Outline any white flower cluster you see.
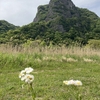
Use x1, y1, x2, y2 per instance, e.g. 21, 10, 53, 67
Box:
19, 67, 34, 84
63, 80, 82, 86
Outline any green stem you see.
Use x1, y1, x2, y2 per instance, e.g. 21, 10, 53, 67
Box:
30, 83, 36, 100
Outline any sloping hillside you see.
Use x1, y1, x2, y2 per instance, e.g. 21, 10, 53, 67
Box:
0, 20, 19, 34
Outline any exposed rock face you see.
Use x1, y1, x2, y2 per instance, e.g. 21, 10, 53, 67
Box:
33, 0, 80, 32
47, 0, 76, 20
34, 0, 79, 22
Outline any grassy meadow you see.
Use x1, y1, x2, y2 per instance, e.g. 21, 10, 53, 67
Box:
0, 45, 100, 100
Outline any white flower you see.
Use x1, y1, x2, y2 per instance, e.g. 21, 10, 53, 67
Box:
68, 80, 75, 85
19, 67, 34, 84
63, 80, 82, 86
24, 74, 34, 84
19, 70, 26, 78
63, 80, 75, 85
63, 80, 69, 85
74, 80, 82, 86
21, 75, 27, 81
25, 67, 33, 73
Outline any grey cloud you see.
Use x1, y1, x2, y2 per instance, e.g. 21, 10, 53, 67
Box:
0, 0, 49, 26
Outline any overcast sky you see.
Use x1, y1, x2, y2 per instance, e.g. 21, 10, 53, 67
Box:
0, 0, 100, 26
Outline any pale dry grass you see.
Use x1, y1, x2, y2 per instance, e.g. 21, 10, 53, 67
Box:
66, 57, 78, 62
83, 58, 94, 62
61, 56, 78, 62
0, 44, 100, 57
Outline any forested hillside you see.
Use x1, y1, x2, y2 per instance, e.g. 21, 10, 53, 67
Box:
0, 0, 100, 46
0, 20, 19, 34
0, 20, 19, 43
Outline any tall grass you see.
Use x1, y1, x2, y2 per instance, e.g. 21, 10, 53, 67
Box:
0, 44, 100, 56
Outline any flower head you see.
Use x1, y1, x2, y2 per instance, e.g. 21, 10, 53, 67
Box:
23, 74, 34, 84
63, 80, 75, 85
19, 70, 26, 78
63, 80, 82, 86
74, 80, 82, 86
19, 67, 34, 84
25, 67, 34, 73
68, 80, 75, 85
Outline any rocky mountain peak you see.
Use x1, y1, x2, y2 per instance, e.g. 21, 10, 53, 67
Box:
49, 0, 75, 9
33, 0, 98, 33
33, 0, 77, 23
